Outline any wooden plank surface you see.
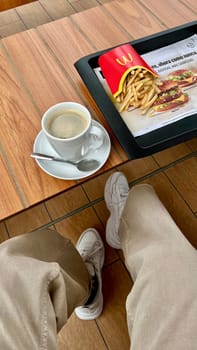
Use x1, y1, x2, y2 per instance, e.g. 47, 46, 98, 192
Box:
103, 0, 165, 38
68, 0, 99, 12
0, 0, 35, 11
58, 311, 107, 350
16, 1, 52, 27
140, 0, 197, 27
2, 30, 82, 113
181, 0, 197, 13
39, 0, 75, 19
0, 43, 77, 210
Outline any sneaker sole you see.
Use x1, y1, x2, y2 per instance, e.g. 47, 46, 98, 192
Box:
75, 229, 104, 320
75, 293, 103, 320
104, 172, 129, 249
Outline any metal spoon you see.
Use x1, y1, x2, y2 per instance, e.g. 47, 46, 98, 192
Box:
31, 152, 100, 172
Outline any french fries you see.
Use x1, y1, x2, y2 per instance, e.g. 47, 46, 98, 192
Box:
115, 68, 160, 115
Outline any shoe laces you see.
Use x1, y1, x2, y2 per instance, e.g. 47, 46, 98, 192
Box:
80, 240, 103, 265
110, 182, 128, 206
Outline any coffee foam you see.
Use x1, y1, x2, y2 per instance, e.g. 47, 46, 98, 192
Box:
47, 109, 88, 138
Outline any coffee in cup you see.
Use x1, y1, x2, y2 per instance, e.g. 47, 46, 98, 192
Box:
42, 102, 104, 161
46, 109, 88, 139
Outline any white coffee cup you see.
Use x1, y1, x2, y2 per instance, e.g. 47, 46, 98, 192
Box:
42, 102, 104, 160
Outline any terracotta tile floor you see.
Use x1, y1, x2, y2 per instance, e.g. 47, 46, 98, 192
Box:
0, 1, 197, 349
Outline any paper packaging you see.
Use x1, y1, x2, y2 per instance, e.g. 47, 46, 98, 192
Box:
98, 44, 159, 97
95, 35, 197, 137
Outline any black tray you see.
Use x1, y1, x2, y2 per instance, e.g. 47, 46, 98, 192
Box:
75, 21, 197, 159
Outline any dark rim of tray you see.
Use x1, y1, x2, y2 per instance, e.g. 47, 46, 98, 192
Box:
75, 21, 197, 159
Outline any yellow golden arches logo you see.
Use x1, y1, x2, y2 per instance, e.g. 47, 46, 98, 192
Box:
115, 53, 133, 66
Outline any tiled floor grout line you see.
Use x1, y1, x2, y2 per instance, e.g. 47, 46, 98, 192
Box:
163, 169, 196, 214
36, 149, 197, 231
38, 195, 105, 230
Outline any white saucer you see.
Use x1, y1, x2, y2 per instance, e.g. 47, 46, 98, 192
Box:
33, 120, 111, 180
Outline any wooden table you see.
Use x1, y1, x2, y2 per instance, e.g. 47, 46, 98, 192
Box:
0, 0, 196, 221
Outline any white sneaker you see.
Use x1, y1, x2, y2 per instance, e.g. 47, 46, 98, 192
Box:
104, 172, 129, 249
75, 228, 104, 320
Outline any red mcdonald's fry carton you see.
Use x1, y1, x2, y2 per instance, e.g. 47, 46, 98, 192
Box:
98, 44, 159, 97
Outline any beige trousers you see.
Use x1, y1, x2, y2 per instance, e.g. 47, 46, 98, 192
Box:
120, 184, 197, 349
0, 229, 90, 350
0, 185, 196, 349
